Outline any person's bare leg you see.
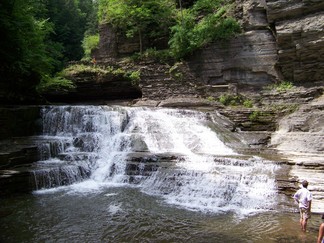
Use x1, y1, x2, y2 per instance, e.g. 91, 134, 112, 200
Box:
302, 218, 308, 232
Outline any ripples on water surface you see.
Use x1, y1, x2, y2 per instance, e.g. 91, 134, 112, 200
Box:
0, 106, 321, 242
0, 186, 320, 243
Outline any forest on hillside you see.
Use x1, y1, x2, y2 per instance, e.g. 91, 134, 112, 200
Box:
0, 0, 239, 104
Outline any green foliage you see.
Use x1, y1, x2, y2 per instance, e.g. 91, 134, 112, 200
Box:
219, 93, 245, 106
169, 0, 240, 59
207, 96, 216, 102
61, 64, 141, 86
169, 62, 184, 80
249, 110, 263, 122
192, 0, 223, 14
0, 0, 98, 102
61, 64, 109, 76
219, 93, 254, 107
79, 0, 99, 36
97, 0, 239, 59
98, 0, 176, 53
127, 70, 141, 86
269, 104, 299, 115
82, 34, 100, 60
45, 0, 94, 64
37, 76, 76, 93
0, 0, 57, 101
266, 81, 294, 92
243, 99, 253, 108
128, 48, 173, 63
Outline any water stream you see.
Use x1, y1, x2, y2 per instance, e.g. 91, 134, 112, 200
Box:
0, 106, 320, 242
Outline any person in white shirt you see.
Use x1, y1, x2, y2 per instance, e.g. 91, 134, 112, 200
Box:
293, 180, 312, 232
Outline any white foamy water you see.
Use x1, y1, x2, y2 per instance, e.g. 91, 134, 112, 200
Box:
125, 108, 235, 155
141, 156, 279, 215
34, 106, 279, 215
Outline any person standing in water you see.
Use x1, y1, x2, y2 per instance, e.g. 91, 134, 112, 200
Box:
317, 214, 324, 243
293, 180, 313, 232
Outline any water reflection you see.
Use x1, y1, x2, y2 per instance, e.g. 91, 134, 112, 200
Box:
0, 187, 320, 242
1, 106, 321, 242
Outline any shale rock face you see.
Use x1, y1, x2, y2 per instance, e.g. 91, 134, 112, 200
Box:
94, 0, 324, 98
187, 29, 279, 90
138, 63, 205, 100
266, 0, 324, 84
94, 24, 142, 60
271, 93, 324, 154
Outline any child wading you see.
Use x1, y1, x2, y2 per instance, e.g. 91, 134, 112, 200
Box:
293, 180, 313, 232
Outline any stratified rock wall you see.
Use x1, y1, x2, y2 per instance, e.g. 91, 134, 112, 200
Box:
94, 24, 141, 61
138, 63, 204, 100
94, 0, 323, 97
266, 0, 324, 84
271, 93, 324, 154
186, 0, 279, 91
187, 30, 279, 89
191, 0, 324, 88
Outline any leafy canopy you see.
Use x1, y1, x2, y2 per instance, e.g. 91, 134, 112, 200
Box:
98, 0, 176, 53
98, 0, 240, 59
0, 0, 55, 100
169, 0, 241, 59
0, 0, 98, 102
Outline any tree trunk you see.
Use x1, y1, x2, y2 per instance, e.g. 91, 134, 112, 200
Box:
139, 29, 143, 54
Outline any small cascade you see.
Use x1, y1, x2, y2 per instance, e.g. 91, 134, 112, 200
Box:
141, 156, 279, 214
33, 106, 126, 188
33, 162, 91, 189
32, 106, 279, 215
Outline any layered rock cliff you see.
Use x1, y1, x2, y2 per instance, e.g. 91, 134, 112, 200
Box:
90, 0, 323, 98
266, 0, 324, 84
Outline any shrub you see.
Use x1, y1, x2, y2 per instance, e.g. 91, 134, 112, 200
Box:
219, 93, 244, 106
243, 99, 253, 108
61, 64, 108, 76
169, 0, 240, 59
128, 70, 141, 86
249, 110, 262, 122
168, 62, 184, 81
60, 64, 141, 86
82, 34, 99, 60
37, 76, 75, 93
129, 48, 173, 63
266, 81, 294, 92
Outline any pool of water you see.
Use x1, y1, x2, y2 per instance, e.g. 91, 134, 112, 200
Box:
0, 186, 320, 243
1, 106, 321, 242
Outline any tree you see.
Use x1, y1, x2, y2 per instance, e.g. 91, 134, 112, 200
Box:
45, 0, 87, 63
99, 0, 176, 54
0, 0, 55, 102
169, 0, 241, 59
0, 0, 98, 103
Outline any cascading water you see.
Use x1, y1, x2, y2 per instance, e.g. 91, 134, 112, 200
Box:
33, 106, 279, 215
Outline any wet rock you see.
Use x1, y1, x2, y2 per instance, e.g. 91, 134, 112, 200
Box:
0, 170, 34, 195
158, 97, 215, 108
0, 106, 41, 140
132, 99, 160, 107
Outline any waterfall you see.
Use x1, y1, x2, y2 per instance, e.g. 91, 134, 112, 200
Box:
33, 106, 279, 215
